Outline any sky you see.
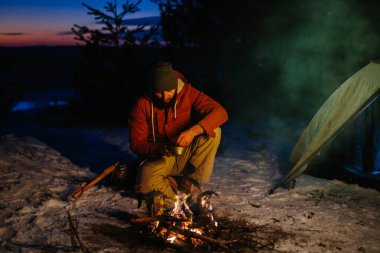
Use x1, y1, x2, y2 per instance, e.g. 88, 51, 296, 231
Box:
0, 0, 160, 46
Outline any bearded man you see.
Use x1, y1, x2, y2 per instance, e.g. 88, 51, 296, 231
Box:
128, 62, 228, 214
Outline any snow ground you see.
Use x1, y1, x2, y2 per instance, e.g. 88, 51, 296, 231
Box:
1, 122, 380, 252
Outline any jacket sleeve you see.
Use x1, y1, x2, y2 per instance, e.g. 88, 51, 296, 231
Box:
128, 99, 161, 158
190, 86, 228, 137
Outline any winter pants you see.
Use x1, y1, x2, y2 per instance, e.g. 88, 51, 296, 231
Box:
135, 127, 221, 199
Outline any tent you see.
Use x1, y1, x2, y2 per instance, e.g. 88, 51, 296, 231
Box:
271, 60, 380, 193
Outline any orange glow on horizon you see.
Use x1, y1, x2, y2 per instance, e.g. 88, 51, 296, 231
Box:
0, 33, 77, 47
0, 1, 160, 47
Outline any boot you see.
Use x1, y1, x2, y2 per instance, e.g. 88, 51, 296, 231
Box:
144, 191, 166, 217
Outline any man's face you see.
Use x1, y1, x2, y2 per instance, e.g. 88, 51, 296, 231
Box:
153, 89, 177, 108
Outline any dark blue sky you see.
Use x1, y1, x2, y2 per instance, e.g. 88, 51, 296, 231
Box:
0, 0, 160, 46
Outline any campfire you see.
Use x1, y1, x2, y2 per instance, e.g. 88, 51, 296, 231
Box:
67, 187, 287, 252
131, 190, 240, 251
67, 164, 287, 252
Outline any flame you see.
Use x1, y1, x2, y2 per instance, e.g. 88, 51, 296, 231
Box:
167, 235, 177, 243
170, 191, 192, 220
149, 190, 218, 247
153, 221, 160, 229
190, 228, 202, 234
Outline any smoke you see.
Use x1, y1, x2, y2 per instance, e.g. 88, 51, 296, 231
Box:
252, 0, 380, 119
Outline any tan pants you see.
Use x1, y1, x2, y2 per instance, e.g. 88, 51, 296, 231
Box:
135, 127, 221, 199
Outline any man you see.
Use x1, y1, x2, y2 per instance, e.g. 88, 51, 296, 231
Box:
128, 62, 228, 214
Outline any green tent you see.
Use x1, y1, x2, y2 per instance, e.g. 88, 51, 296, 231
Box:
271, 60, 380, 193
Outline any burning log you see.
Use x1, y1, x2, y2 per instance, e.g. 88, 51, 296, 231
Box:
127, 202, 281, 252
129, 190, 276, 252
170, 226, 237, 252
135, 191, 222, 250
130, 212, 236, 251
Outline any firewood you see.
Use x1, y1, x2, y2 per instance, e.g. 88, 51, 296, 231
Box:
171, 226, 237, 252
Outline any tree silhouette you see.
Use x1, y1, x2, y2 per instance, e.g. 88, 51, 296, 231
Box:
72, 0, 160, 47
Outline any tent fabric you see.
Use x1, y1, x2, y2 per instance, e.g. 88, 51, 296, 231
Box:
273, 61, 380, 191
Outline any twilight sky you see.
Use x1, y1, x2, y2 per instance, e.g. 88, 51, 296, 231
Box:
0, 0, 160, 46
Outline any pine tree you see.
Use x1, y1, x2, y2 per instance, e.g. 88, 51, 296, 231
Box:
71, 0, 160, 47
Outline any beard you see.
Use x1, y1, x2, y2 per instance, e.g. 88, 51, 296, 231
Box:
152, 92, 177, 109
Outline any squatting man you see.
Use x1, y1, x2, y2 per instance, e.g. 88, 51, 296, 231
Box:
128, 62, 228, 215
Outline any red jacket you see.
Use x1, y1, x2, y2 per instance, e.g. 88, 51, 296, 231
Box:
128, 71, 228, 158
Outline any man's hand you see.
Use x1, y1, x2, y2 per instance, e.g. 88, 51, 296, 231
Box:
175, 124, 204, 147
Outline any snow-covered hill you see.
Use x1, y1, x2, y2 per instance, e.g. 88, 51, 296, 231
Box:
1, 125, 379, 252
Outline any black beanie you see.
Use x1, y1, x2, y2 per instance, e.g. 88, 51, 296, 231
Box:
151, 62, 178, 92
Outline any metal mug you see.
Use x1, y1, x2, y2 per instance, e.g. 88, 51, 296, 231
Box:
170, 145, 185, 156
